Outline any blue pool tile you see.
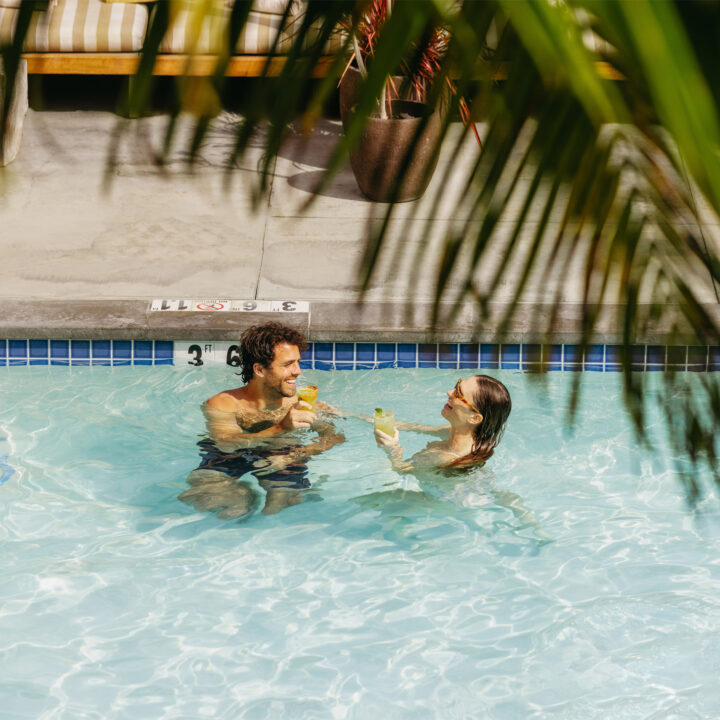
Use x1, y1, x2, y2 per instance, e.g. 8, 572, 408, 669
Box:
335, 343, 355, 364
563, 345, 582, 371
629, 345, 646, 372
710, 346, 720, 371
29, 339, 49, 365
154, 341, 174, 365
500, 344, 520, 370
50, 340, 69, 359
377, 344, 396, 364
314, 343, 333, 363
418, 344, 437, 368
71, 340, 90, 361
585, 344, 604, 366
397, 343, 417, 368
92, 340, 112, 364
29, 339, 48, 357
604, 345, 621, 365
112, 340, 132, 365
667, 346, 687, 369
133, 341, 153, 365
155, 341, 173, 358
646, 345, 665, 368
2, 339, 718, 375
9, 340, 27, 359
29, 340, 48, 357
521, 344, 542, 369
300, 344, 313, 369
356, 343, 375, 363
438, 343, 458, 369
586, 344, 604, 363
584, 342, 604, 371
546, 345, 562, 371
480, 344, 499, 370
133, 341, 152, 358
687, 346, 707, 371
459, 344, 478, 369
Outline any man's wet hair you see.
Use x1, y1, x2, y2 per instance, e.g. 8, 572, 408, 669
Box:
239, 322, 307, 383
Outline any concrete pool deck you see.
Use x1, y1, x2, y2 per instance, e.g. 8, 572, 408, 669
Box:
1, 109, 718, 342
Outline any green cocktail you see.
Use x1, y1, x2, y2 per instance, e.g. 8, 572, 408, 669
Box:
373, 408, 395, 436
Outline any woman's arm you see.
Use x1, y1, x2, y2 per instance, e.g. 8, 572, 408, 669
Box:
394, 421, 449, 437
317, 402, 449, 438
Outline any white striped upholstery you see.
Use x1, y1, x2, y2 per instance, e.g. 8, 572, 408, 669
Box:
0, 0, 148, 52
0, 0, 341, 57
159, 1, 342, 55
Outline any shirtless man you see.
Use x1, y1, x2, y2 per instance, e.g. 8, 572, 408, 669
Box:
179, 322, 344, 518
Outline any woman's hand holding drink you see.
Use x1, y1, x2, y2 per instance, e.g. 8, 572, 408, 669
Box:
374, 408, 395, 436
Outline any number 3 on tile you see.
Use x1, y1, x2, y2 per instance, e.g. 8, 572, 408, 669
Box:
270, 301, 307, 312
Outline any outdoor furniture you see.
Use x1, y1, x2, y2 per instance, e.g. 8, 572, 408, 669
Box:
0, 0, 338, 165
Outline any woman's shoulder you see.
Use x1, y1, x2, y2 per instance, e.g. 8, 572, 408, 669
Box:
411, 442, 462, 468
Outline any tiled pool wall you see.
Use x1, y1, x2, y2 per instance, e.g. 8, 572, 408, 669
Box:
1, 339, 719, 371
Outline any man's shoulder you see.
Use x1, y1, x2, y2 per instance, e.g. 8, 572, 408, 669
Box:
205, 389, 245, 413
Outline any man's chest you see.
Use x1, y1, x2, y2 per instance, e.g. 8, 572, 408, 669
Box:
235, 404, 289, 433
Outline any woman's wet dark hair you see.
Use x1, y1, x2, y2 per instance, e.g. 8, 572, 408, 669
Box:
239, 322, 307, 383
449, 375, 512, 469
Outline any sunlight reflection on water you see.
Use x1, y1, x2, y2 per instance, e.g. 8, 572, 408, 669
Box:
0, 366, 718, 719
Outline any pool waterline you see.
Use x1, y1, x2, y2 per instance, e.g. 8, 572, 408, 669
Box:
1, 338, 719, 371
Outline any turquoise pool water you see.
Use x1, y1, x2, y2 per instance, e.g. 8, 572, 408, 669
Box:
1, 367, 718, 719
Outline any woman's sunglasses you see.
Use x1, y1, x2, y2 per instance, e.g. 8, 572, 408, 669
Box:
453, 379, 480, 414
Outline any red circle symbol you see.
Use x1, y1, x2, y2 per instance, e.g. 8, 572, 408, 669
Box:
196, 302, 225, 311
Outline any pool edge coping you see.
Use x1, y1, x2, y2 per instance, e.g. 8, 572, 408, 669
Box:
1, 298, 719, 344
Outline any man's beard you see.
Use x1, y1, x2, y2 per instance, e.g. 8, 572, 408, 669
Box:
267, 375, 295, 399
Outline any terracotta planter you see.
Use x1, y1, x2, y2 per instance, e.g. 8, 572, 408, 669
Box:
339, 66, 444, 203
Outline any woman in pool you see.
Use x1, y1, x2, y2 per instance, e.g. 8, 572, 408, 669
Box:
374, 375, 512, 473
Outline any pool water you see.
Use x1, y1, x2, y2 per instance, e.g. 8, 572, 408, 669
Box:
1, 366, 718, 719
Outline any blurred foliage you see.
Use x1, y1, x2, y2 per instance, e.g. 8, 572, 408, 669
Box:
2, 0, 719, 501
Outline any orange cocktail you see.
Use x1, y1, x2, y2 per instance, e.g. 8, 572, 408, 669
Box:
296, 385, 318, 409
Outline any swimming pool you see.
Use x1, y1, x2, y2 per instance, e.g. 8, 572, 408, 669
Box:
1, 365, 718, 718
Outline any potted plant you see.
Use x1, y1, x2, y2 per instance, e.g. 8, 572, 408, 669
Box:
338, 0, 464, 202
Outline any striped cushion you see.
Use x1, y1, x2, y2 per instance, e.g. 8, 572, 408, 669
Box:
0, 0, 148, 52
159, 2, 342, 55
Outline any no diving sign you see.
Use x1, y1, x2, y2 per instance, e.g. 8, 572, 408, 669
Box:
151, 299, 310, 313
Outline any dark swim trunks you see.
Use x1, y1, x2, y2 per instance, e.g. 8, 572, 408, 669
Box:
196, 439, 311, 490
